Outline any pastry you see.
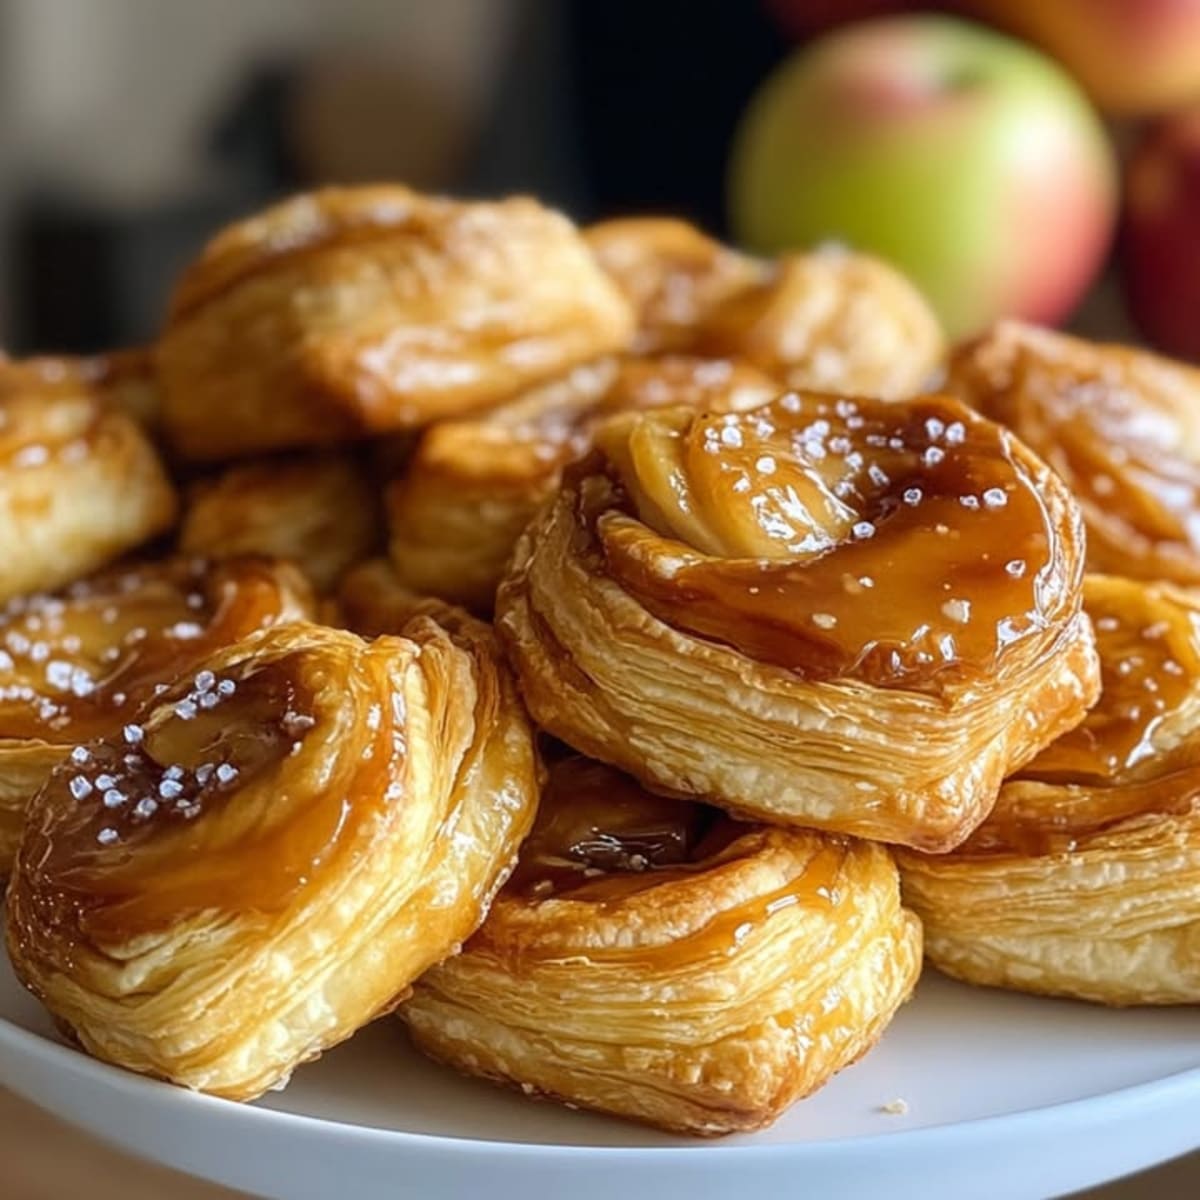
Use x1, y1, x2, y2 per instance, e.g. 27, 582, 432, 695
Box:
0, 348, 161, 430
386, 355, 777, 611
897, 575, 1200, 1005
157, 186, 635, 460
179, 454, 382, 592
403, 752, 922, 1136
0, 556, 312, 874
0, 369, 177, 601
949, 320, 1200, 586
585, 217, 766, 354
693, 246, 944, 399
6, 609, 540, 1099
587, 217, 944, 397
497, 391, 1099, 850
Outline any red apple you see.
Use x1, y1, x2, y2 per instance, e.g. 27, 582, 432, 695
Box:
729, 15, 1117, 340
1123, 110, 1200, 361
962, 0, 1200, 115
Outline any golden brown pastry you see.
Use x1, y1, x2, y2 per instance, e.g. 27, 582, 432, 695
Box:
497, 392, 1099, 850
6, 609, 540, 1099
386, 355, 777, 611
179, 454, 382, 592
0, 373, 177, 602
0, 347, 161, 430
0, 557, 312, 874
585, 217, 765, 354
404, 752, 921, 1136
586, 217, 944, 397
897, 575, 1200, 1006
949, 320, 1200, 586
158, 186, 635, 460
694, 246, 945, 399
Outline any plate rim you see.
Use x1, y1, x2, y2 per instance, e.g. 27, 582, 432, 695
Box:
3, 1006, 1200, 1162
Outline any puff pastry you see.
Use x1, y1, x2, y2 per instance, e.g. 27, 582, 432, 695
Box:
158, 186, 635, 460
0, 370, 177, 601
179, 454, 382, 592
949, 320, 1200, 586
585, 218, 766, 354
386, 355, 777, 611
897, 575, 1200, 1005
497, 391, 1099, 850
6, 610, 540, 1099
0, 556, 312, 874
0, 348, 161, 431
587, 217, 943, 398
403, 752, 921, 1135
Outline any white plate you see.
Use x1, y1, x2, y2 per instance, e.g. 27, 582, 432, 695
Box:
2, 933, 1199, 1200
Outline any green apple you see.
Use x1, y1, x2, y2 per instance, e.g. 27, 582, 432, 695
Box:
729, 15, 1117, 340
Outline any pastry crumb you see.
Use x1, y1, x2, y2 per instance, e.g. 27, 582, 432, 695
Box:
880, 1098, 909, 1115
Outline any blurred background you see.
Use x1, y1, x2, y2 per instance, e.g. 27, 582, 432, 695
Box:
3, 0, 1198, 359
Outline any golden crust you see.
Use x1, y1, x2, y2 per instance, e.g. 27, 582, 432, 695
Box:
585, 218, 766, 354
386, 355, 777, 611
496, 392, 1098, 850
0, 556, 313, 875
6, 611, 539, 1099
695, 247, 944, 399
0, 377, 177, 600
586, 219, 944, 398
157, 186, 635, 460
179, 454, 382, 593
0, 348, 162, 431
403, 755, 921, 1136
949, 320, 1200, 586
897, 575, 1200, 1005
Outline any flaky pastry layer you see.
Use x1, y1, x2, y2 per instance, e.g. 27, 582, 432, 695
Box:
6, 612, 538, 1098
496, 394, 1098, 849
403, 756, 921, 1135
158, 186, 634, 459
897, 576, 1200, 1005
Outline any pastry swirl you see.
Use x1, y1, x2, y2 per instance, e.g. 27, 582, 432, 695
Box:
403, 753, 921, 1136
587, 217, 943, 398
0, 556, 313, 874
0, 369, 177, 601
497, 391, 1099, 849
158, 186, 635, 460
180, 453, 382, 593
386, 355, 777, 610
897, 575, 1200, 1005
949, 320, 1200, 586
6, 609, 539, 1099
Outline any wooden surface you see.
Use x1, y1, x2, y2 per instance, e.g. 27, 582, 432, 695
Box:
0, 1084, 1196, 1199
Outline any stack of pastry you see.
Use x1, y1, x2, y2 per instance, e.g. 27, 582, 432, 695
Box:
1, 184, 1195, 1139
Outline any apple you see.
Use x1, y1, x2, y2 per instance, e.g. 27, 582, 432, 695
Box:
1123, 110, 1200, 361
728, 15, 1118, 340
961, 0, 1200, 115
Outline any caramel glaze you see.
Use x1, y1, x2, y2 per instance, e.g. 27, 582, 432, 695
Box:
587, 392, 1080, 692
960, 576, 1200, 857
0, 557, 311, 743
414, 355, 778, 494
499, 755, 849, 965
14, 635, 396, 942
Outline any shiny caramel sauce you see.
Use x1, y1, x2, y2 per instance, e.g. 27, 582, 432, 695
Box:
1014, 365, 1200, 550
958, 577, 1200, 858
0, 558, 300, 742
1017, 578, 1200, 785
592, 392, 1070, 690
503, 755, 848, 963
414, 356, 777, 493
954, 329, 1200, 559
19, 649, 374, 936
